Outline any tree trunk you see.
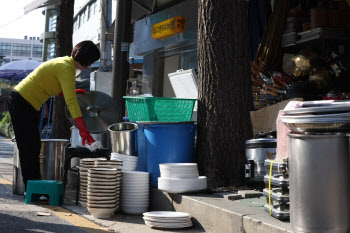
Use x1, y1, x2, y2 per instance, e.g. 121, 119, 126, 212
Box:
196, 0, 253, 188
52, 0, 74, 139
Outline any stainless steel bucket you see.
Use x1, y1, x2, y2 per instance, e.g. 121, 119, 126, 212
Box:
13, 139, 69, 194
289, 133, 350, 233
70, 126, 110, 167
245, 138, 276, 182
40, 139, 69, 181
108, 122, 138, 155
12, 142, 25, 195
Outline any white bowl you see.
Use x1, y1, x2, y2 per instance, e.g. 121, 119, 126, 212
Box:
87, 191, 117, 197
88, 173, 117, 179
88, 198, 118, 204
88, 195, 120, 201
87, 207, 115, 219
87, 202, 117, 208
121, 205, 149, 214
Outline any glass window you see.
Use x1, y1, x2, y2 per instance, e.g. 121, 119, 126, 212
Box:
2, 59, 10, 65
94, 1, 98, 14
49, 10, 57, 32
88, 4, 92, 20
12, 43, 31, 57
82, 12, 85, 24
32, 45, 43, 57
47, 39, 56, 60
0, 43, 11, 56
180, 50, 198, 71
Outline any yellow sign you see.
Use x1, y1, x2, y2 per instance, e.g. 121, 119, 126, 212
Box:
152, 16, 186, 39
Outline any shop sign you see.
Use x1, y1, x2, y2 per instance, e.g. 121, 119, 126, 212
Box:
151, 16, 186, 39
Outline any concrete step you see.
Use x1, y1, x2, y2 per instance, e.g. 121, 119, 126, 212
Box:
150, 189, 293, 233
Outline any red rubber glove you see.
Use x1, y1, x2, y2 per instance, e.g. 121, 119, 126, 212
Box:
73, 117, 95, 146
59, 89, 87, 97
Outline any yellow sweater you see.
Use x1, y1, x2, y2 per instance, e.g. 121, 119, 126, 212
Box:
15, 56, 82, 119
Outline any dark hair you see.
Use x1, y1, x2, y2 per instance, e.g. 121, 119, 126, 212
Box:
71, 40, 100, 67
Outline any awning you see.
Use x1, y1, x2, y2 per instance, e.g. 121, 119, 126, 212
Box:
24, 0, 57, 14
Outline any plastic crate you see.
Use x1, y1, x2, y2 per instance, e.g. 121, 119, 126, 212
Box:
124, 96, 196, 122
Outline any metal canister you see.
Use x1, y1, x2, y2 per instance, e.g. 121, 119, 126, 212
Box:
289, 133, 350, 233
245, 138, 277, 182
40, 139, 69, 181
108, 122, 138, 156
12, 142, 25, 195
13, 139, 69, 195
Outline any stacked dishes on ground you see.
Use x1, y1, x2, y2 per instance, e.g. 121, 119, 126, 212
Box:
111, 152, 137, 171
143, 211, 192, 229
92, 160, 123, 211
158, 163, 207, 193
121, 171, 149, 214
79, 158, 106, 206
281, 102, 350, 133
87, 167, 120, 219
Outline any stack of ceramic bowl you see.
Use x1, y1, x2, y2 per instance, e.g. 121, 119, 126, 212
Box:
93, 160, 123, 210
143, 211, 192, 229
111, 152, 137, 171
79, 158, 106, 206
158, 163, 207, 193
121, 171, 149, 214
87, 167, 119, 219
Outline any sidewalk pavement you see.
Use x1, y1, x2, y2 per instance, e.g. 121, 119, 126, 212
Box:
0, 137, 205, 233
0, 137, 293, 233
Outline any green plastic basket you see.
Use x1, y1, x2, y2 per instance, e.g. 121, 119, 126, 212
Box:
124, 96, 196, 122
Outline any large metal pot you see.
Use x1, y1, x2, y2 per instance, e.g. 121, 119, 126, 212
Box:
70, 126, 110, 148
70, 126, 110, 167
108, 122, 138, 155
40, 139, 69, 181
12, 139, 69, 195
245, 138, 276, 182
289, 133, 350, 233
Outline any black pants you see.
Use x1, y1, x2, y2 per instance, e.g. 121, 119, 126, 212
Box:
8, 90, 41, 190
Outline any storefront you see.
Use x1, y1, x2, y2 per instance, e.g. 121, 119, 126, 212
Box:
133, 0, 198, 96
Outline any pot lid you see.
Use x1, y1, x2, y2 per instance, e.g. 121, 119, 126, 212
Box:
77, 91, 119, 133
245, 138, 277, 145
282, 101, 350, 115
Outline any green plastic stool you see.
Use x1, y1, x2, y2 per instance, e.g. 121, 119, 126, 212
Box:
25, 180, 64, 206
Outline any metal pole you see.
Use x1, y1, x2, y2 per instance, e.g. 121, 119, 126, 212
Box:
100, 0, 108, 67
111, 0, 132, 121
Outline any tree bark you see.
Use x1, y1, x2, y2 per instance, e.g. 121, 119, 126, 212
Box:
52, 0, 75, 139
196, 0, 253, 188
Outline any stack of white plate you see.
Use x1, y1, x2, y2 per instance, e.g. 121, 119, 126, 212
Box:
121, 171, 149, 214
158, 163, 207, 193
79, 158, 106, 206
111, 152, 137, 171
87, 167, 119, 219
143, 211, 192, 229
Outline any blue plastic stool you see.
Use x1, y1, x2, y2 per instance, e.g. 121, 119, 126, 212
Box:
25, 180, 64, 206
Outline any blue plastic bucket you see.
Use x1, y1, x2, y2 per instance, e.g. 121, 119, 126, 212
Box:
139, 122, 196, 188
136, 124, 147, 172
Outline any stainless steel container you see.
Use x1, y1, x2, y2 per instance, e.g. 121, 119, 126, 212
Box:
12, 142, 25, 195
70, 126, 110, 167
13, 139, 69, 194
245, 138, 277, 182
108, 122, 138, 155
289, 133, 350, 233
40, 139, 69, 181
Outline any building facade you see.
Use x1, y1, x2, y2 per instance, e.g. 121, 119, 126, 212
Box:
73, 0, 113, 66
0, 37, 43, 65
